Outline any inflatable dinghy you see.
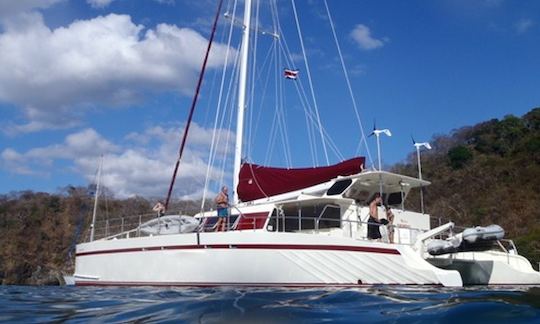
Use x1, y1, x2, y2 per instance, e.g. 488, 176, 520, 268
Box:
139, 215, 200, 235
426, 236, 461, 256
427, 224, 504, 256
461, 224, 504, 243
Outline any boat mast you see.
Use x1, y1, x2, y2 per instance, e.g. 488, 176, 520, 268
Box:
233, 0, 252, 204
90, 155, 103, 242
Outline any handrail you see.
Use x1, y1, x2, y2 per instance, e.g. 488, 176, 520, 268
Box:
87, 210, 414, 243
315, 204, 340, 233
85, 209, 516, 256
229, 204, 249, 230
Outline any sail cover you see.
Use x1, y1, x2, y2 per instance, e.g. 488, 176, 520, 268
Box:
238, 157, 365, 202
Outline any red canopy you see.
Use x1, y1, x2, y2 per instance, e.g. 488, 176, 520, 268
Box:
237, 157, 365, 202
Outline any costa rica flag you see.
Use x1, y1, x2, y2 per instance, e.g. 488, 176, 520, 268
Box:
284, 68, 299, 80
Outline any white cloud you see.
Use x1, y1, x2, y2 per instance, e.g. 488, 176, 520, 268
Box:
0, 148, 35, 175
87, 0, 114, 9
86, 0, 174, 9
350, 24, 386, 50
1, 124, 234, 198
0, 13, 234, 133
515, 18, 534, 34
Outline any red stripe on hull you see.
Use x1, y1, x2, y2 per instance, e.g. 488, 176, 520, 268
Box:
76, 243, 400, 257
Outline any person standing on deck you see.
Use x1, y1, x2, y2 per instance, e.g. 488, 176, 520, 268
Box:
385, 206, 395, 243
367, 193, 393, 240
214, 186, 229, 231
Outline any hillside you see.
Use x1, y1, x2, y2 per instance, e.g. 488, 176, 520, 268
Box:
393, 107, 540, 266
0, 108, 539, 284
0, 189, 206, 285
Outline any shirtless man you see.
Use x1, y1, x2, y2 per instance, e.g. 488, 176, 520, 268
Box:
367, 193, 393, 240
214, 186, 229, 232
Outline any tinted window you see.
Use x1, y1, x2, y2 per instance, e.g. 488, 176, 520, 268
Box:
327, 179, 353, 195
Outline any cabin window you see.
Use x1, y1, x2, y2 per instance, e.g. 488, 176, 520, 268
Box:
266, 204, 341, 232
344, 188, 371, 204
327, 179, 353, 195
317, 205, 341, 229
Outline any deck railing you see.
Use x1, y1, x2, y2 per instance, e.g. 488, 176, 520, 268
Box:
85, 210, 440, 247
83, 208, 518, 258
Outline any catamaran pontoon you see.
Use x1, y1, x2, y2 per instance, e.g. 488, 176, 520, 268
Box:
73, 0, 540, 287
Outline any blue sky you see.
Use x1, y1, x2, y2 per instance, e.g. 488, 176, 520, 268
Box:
0, 0, 539, 199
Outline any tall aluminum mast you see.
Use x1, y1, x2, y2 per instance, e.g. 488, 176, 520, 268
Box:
233, 0, 252, 204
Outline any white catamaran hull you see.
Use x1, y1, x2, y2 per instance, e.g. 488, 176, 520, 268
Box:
75, 231, 463, 287
71, 0, 540, 289
428, 251, 540, 285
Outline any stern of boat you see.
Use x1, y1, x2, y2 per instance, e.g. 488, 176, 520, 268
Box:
427, 251, 540, 285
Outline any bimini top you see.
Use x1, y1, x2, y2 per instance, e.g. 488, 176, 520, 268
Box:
237, 157, 365, 202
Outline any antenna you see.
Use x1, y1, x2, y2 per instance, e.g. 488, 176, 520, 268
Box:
399, 180, 410, 211
372, 128, 392, 171
413, 137, 432, 214
371, 126, 392, 199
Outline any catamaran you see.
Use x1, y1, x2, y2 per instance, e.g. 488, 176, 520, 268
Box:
73, 0, 540, 287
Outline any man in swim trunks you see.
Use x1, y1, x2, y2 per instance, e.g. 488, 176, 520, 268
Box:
367, 193, 391, 240
214, 186, 229, 231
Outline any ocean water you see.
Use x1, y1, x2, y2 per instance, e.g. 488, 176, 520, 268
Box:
0, 285, 539, 323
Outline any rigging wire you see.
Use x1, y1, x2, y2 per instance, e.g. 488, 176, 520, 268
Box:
215, 41, 242, 188
270, 0, 318, 165
201, 0, 238, 212
290, 0, 329, 165
249, 39, 277, 159
263, 46, 279, 166
271, 22, 292, 167
298, 99, 345, 161
218, 73, 238, 187
201, 19, 228, 128
272, 1, 323, 165
164, 0, 224, 210
323, 0, 374, 167
204, 45, 241, 210
200, 0, 370, 209
277, 32, 293, 167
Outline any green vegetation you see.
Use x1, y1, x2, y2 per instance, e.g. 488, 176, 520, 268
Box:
1, 108, 539, 284
447, 145, 473, 169
0, 188, 206, 285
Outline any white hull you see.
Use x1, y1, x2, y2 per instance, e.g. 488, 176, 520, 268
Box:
74, 171, 540, 288
75, 231, 463, 287
428, 251, 540, 285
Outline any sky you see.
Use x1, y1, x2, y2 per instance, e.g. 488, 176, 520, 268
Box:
0, 0, 539, 200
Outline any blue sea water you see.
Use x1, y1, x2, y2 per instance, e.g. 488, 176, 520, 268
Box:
0, 285, 539, 323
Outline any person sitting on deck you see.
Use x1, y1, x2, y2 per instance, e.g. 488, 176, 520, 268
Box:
214, 186, 229, 232
152, 201, 165, 217
367, 193, 393, 241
